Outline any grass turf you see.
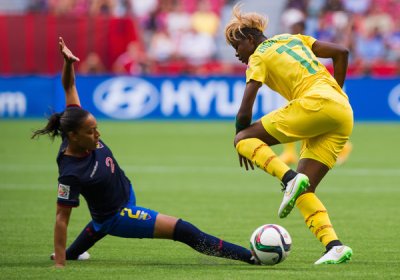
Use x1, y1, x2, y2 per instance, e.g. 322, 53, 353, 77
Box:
0, 120, 399, 279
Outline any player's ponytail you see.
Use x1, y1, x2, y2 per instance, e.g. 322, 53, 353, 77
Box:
31, 107, 90, 140
31, 112, 63, 140
225, 4, 268, 45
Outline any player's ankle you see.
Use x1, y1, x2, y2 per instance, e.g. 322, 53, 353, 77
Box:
281, 170, 297, 186
326, 240, 343, 252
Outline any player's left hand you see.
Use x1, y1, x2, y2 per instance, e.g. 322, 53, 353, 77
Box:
238, 153, 254, 170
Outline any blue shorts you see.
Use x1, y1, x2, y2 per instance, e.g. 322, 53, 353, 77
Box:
92, 187, 159, 238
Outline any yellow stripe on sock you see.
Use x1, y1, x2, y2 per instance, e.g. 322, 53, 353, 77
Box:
251, 143, 267, 161
305, 210, 327, 224
263, 155, 277, 170
236, 138, 289, 180
315, 225, 334, 242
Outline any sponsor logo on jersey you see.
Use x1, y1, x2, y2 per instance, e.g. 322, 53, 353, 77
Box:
93, 77, 159, 119
58, 183, 70, 199
90, 161, 98, 178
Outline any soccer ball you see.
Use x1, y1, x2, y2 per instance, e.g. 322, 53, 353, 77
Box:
250, 224, 292, 265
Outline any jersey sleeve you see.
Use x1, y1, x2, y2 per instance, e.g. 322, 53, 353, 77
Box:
296, 34, 317, 49
66, 104, 81, 108
246, 54, 267, 84
57, 175, 81, 207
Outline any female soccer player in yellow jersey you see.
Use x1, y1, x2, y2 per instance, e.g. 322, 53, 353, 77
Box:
225, 5, 353, 264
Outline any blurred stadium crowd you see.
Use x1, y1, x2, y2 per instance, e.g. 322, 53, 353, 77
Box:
1, 0, 399, 76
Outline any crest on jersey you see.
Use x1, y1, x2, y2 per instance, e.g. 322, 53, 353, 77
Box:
58, 183, 70, 199
96, 142, 104, 149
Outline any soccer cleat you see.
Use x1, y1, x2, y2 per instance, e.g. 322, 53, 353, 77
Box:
50, 251, 90, 261
314, 245, 353, 264
278, 173, 309, 218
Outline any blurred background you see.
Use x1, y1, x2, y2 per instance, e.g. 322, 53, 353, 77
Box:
0, 0, 400, 121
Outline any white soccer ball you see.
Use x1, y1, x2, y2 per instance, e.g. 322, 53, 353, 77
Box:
250, 224, 292, 265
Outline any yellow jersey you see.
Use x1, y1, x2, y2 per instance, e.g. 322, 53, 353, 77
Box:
246, 34, 348, 101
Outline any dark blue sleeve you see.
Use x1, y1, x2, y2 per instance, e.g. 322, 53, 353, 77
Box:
57, 175, 81, 207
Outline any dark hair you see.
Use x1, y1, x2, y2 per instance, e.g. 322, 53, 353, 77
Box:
234, 27, 264, 41
31, 107, 90, 140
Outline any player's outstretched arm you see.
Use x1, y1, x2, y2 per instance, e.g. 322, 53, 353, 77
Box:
311, 40, 349, 88
59, 37, 81, 106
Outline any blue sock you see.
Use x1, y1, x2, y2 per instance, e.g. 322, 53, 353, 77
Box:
66, 222, 106, 260
173, 219, 255, 264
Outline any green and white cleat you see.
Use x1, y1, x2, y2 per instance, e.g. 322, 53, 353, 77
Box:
314, 245, 353, 264
278, 173, 309, 218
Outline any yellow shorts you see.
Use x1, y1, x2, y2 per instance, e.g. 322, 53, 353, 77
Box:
261, 90, 353, 168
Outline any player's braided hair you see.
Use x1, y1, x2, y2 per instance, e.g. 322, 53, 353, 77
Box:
31, 106, 90, 140
225, 4, 268, 45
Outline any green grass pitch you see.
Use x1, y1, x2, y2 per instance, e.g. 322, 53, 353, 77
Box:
0, 120, 399, 279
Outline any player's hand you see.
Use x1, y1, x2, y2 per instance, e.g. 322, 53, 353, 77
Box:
238, 153, 254, 170
54, 263, 65, 269
59, 37, 80, 63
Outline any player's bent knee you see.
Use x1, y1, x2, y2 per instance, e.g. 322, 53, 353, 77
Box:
234, 131, 248, 147
154, 214, 179, 239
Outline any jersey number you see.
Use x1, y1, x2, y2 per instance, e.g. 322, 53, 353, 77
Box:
276, 39, 319, 74
105, 157, 115, 173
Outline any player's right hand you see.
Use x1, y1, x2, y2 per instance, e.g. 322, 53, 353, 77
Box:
238, 153, 254, 170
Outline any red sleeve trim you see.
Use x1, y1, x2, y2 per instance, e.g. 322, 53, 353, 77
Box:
67, 104, 81, 108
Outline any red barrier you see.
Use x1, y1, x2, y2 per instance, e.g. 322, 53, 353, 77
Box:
0, 14, 140, 74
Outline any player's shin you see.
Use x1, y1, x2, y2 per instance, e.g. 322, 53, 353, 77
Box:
173, 219, 256, 264
66, 222, 106, 259
295, 193, 339, 247
236, 138, 290, 180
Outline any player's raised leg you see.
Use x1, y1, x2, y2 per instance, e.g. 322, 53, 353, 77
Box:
234, 121, 309, 218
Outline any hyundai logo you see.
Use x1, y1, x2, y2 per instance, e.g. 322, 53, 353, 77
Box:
93, 77, 159, 119
388, 84, 400, 117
